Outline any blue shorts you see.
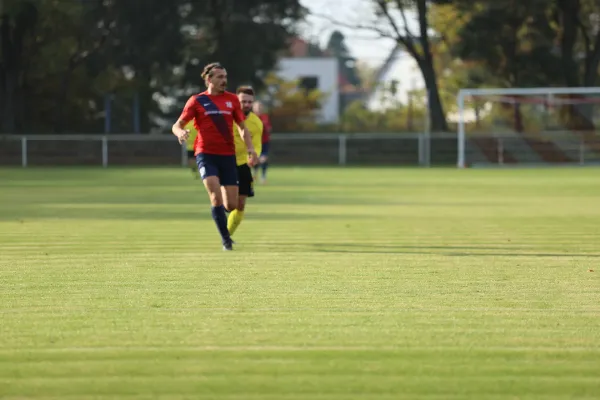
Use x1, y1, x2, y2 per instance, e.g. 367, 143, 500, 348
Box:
196, 153, 238, 186
261, 141, 270, 157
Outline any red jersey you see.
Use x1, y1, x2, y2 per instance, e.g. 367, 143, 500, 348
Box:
179, 91, 245, 155
258, 113, 272, 143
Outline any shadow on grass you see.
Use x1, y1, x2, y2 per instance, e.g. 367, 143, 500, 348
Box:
0, 208, 373, 222
317, 250, 600, 257
308, 243, 600, 258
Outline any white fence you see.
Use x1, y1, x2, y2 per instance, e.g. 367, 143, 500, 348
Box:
0, 133, 458, 167
3, 134, 181, 168
4, 132, 597, 167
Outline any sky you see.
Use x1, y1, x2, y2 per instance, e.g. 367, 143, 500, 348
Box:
298, 0, 398, 66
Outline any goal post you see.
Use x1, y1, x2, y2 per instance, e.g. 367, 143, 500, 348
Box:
457, 87, 600, 168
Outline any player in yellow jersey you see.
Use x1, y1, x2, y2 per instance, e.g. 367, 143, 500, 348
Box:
184, 120, 199, 179
227, 86, 263, 237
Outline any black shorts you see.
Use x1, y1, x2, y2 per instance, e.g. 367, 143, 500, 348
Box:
237, 164, 254, 197
187, 150, 195, 159
196, 153, 238, 186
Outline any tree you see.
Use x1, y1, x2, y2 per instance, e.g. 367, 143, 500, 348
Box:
556, 0, 600, 87
325, 30, 362, 88
165, 0, 307, 126
427, 2, 493, 125
49, 0, 116, 132
315, 0, 449, 131
261, 73, 323, 132
355, 60, 378, 92
0, 0, 307, 134
1, 0, 147, 133
449, 0, 560, 88
554, 0, 600, 130
105, 0, 185, 133
0, 0, 38, 133
444, 0, 600, 129
182, 0, 305, 91
374, 0, 449, 132
339, 96, 428, 133
442, 0, 600, 88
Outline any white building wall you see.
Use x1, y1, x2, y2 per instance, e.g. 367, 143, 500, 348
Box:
367, 51, 425, 111
276, 57, 339, 123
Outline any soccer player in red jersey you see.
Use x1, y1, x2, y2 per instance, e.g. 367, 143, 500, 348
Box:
252, 101, 272, 184
172, 62, 259, 251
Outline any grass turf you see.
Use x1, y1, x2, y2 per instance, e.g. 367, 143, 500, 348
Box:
0, 166, 599, 399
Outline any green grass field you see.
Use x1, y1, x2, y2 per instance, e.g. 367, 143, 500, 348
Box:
1, 166, 599, 399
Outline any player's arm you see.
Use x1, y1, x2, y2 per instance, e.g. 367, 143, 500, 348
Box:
233, 98, 258, 166
238, 122, 255, 154
172, 119, 189, 144
172, 97, 195, 144
252, 120, 263, 157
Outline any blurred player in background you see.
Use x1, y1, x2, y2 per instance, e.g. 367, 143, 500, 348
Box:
172, 62, 258, 251
185, 121, 199, 179
228, 86, 262, 238
252, 101, 272, 184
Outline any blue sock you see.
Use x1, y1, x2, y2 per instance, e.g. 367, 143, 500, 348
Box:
261, 162, 268, 179
211, 205, 230, 244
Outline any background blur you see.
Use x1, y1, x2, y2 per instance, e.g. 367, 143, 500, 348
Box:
1, 0, 600, 166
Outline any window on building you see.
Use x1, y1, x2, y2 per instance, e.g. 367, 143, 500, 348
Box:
298, 76, 319, 92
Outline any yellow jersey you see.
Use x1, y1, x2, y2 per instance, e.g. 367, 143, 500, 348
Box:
185, 121, 198, 151
234, 112, 263, 166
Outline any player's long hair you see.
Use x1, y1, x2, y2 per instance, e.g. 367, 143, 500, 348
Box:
201, 62, 224, 87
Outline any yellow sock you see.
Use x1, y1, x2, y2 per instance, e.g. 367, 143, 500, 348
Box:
227, 210, 245, 235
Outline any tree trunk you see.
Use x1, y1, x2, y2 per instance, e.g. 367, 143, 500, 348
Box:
54, 64, 75, 133
558, 0, 581, 87
138, 77, 152, 133
514, 103, 524, 132
0, 14, 17, 133
1, 69, 17, 133
1, 3, 38, 133
208, 0, 229, 62
555, 0, 599, 129
415, 0, 448, 132
583, 31, 600, 86
419, 59, 448, 132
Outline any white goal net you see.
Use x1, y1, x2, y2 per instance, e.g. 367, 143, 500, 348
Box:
457, 87, 600, 168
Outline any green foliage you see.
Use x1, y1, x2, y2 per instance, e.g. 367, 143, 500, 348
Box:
161, 0, 307, 129
428, 2, 500, 119
4, 0, 599, 134
368, 0, 449, 132
452, 1, 560, 87
261, 73, 324, 132
261, 72, 429, 134
338, 99, 428, 133
355, 61, 378, 92
431, 0, 600, 130
178, 0, 305, 91
0, 0, 305, 133
436, 0, 600, 90
325, 31, 362, 88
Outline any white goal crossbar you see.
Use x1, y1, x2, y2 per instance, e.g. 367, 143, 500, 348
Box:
456, 87, 600, 168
